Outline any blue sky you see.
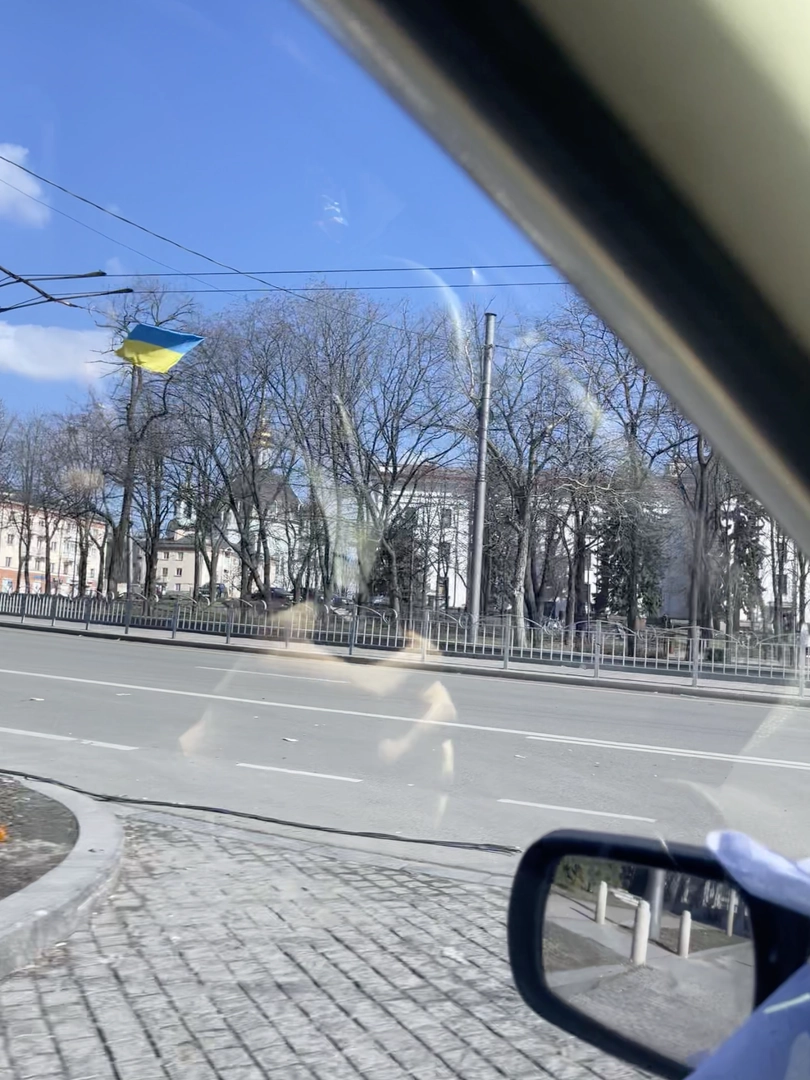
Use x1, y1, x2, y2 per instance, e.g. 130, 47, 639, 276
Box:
0, 0, 565, 413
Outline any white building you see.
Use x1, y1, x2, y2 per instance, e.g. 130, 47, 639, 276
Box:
395, 468, 472, 611
0, 499, 105, 595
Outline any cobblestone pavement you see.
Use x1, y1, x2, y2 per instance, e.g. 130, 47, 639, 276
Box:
0, 811, 642, 1080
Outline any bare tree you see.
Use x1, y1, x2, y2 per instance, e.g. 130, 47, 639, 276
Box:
93, 280, 195, 595
549, 297, 680, 638
274, 291, 462, 609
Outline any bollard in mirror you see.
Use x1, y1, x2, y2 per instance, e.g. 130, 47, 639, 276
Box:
543, 855, 754, 1068
507, 831, 775, 1079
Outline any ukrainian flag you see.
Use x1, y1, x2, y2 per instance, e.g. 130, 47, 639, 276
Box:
115, 323, 204, 373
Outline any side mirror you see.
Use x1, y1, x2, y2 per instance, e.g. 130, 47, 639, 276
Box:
508, 830, 810, 1079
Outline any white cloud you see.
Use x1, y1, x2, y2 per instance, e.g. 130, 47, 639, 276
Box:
0, 321, 109, 382
0, 144, 49, 227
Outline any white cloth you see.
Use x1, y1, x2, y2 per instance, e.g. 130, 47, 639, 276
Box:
707, 830, 810, 919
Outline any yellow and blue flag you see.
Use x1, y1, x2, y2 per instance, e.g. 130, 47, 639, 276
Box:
115, 323, 204, 373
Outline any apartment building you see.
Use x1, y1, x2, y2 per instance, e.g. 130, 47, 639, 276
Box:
139, 535, 242, 597
0, 500, 105, 594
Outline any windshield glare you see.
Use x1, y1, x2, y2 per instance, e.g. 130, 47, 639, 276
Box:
0, 2, 803, 1078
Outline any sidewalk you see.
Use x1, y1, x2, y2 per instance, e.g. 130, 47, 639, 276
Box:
2, 612, 807, 707
0, 809, 641, 1080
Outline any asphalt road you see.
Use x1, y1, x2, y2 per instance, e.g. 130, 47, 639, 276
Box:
0, 628, 808, 868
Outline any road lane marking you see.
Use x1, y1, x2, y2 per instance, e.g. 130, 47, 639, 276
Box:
0, 667, 806, 772
0, 725, 137, 750
0, 725, 74, 742
440, 670, 770, 707
197, 666, 347, 684
523, 731, 810, 770
498, 799, 655, 823
80, 739, 138, 751
236, 762, 362, 783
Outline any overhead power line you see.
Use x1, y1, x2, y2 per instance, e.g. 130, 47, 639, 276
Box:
0, 264, 131, 314
0, 175, 239, 296
1, 169, 559, 298
46, 280, 562, 298
0, 151, 346, 307
34, 261, 557, 279
0, 151, 568, 352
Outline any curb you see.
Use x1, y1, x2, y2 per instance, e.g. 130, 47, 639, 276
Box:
1, 617, 808, 708
0, 780, 123, 980
118, 804, 517, 889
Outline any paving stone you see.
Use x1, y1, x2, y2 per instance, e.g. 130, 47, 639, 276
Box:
0, 813, 642, 1079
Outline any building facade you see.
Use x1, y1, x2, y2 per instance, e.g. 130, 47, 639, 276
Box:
0, 500, 105, 595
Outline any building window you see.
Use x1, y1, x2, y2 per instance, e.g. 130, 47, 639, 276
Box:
440, 508, 453, 529
175, 583, 182, 592
175, 567, 183, 577
3, 558, 10, 568
176, 551, 184, 561
5, 534, 12, 545
438, 540, 451, 563
162, 566, 169, 578
49, 562, 55, 573
162, 551, 170, 560
63, 561, 72, 572
778, 573, 788, 596
35, 557, 44, 568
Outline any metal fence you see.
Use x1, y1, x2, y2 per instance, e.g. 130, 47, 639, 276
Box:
1, 591, 808, 692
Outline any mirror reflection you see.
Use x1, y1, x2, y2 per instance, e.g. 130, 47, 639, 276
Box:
542, 856, 754, 1066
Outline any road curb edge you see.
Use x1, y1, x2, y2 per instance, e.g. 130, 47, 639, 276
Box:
1, 618, 806, 707
0, 780, 123, 980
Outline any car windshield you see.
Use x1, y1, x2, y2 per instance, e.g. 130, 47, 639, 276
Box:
0, 2, 805, 1078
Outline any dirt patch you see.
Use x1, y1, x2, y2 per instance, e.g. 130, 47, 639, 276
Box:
0, 778, 77, 899
544, 921, 624, 972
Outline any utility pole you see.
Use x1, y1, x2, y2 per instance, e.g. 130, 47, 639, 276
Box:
468, 312, 495, 639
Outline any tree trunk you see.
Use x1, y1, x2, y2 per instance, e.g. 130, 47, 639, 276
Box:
524, 555, 538, 624
564, 550, 576, 640
573, 515, 589, 625
209, 544, 220, 599
534, 517, 557, 613
799, 550, 808, 627
77, 525, 89, 597
145, 543, 158, 600
108, 369, 142, 594
193, 546, 201, 597
770, 520, 786, 635
512, 494, 532, 648
626, 520, 639, 654
383, 537, 400, 614
44, 526, 52, 595
16, 537, 24, 592
96, 526, 108, 596
689, 437, 710, 638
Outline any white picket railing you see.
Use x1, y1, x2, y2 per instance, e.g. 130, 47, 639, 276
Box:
0, 591, 806, 691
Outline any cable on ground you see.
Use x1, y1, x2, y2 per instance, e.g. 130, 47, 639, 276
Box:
0, 767, 521, 857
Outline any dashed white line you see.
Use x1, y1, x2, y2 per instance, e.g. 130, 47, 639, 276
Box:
0, 725, 137, 750
498, 799, 656, 823
196, 665, 347, 684
0, 725, 73, 742
524, 731, 810, 770
0, 667, 806, 773
80, 739, 138, 751
236, 762, 362, 783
